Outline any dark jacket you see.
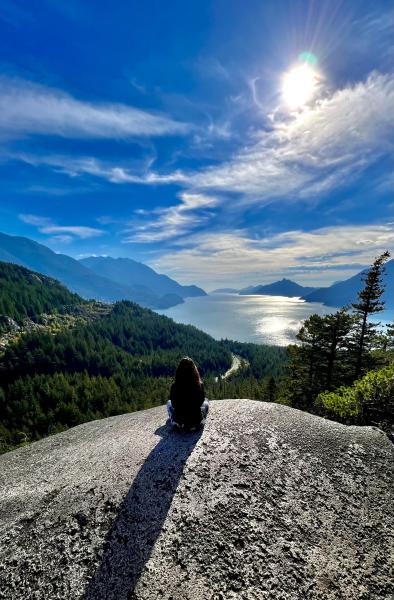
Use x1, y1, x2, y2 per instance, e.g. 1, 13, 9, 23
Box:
170, 382, 205, 427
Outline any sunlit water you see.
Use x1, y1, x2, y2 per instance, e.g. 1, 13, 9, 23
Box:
157, 293, 393, 346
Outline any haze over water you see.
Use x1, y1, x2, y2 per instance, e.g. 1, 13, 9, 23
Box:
159, 294, 393, 346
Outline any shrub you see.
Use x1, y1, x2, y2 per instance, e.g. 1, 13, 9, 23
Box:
316, 364, 394, 429
355, 364, 394, 427
316, 387, 360, 422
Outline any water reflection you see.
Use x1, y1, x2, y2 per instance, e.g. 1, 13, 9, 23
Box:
157, 293, 393, 347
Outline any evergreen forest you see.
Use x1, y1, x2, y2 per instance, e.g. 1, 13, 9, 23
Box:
0, 262, 287, 452
0, 254, 392, 454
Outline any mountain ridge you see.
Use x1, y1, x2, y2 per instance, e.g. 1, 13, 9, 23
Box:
80, 256, 206, 300
0, 261, 82, 326
0, 232, 201, 309
239, 278, 317, 297
303, 259, 394, 309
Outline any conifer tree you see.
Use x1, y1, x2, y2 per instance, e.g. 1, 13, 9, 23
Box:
287, 314, 327, 409
287, 309, 355, 408
267, 376, 277, 402
351, 251, 390, 379
386, 321, 394, 350
321, 308, 355, 390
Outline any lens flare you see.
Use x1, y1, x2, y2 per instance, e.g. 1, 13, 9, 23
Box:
298, 51, 318, 66
282, 63, 318, 109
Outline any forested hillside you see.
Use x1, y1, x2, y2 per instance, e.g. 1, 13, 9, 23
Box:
3, 253, 391, 456
0, 262, 82, 326
0, 263, 287, 453
0, 232, 185, 309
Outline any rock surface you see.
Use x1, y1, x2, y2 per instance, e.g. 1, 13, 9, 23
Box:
0, 400, 393, 600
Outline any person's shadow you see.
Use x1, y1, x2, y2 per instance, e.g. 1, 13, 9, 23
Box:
82, 421, 203, 599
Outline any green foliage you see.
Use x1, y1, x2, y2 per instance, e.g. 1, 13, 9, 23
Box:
315, 388, 361, 422
0, 371, 172, 447
0, 301, 233, 384
221, 340, 287, 378
285, 253, 391, 417
0, 261, 82, 328
354, 365, 394, 427
0, 291, 288, 453
351, 251, 390, 378
316, 364, 394, 430
6, 254, 392, 455
285, 309, 355, 410
386, 321, 394, 348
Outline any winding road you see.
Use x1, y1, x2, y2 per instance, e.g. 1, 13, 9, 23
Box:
215, 353, 247, 382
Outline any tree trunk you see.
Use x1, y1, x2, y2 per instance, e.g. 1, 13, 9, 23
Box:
355, 312, 368, 379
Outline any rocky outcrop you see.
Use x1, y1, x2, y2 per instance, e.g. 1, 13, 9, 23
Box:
0, 400, 393, 600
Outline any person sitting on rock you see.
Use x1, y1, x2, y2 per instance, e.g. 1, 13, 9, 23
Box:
167, 357, 209, 430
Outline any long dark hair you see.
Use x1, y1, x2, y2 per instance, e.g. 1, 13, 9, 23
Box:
174, 357, 202, 391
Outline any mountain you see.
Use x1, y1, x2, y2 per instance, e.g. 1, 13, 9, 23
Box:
303, 259, 394, 309
210, 287, 239, 293
1, 401, 392, 599
0, 261, 81, 325
0, 261, 287, 452
80, 256, 206, 300
0, 232, 185, 309
239, 278, 317, 297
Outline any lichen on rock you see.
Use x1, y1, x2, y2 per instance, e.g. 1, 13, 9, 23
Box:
0, 400, 393, 599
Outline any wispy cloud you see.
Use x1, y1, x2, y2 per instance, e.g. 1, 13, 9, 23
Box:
123, 192, 218, 242
351, 8, 394, 65
186, 73, 394, 199
0, 78, 189, 140
23, 184, 93, 196
151, 223, 394, 288
9, 153, 187, 184
195, 57, 231, 82
19, 214, 105, 239
17, 73, 393, 211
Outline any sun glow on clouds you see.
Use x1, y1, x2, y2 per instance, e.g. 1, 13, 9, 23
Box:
24, 72, 393, 214
151, 223, 394, 289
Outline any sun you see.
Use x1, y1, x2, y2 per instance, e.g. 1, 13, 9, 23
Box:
282, 63, 318, 110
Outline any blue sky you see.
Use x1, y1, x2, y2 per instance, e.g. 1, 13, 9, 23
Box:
0, 0, 393, 289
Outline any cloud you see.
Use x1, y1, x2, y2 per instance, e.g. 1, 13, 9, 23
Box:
0, 78, 189, 140
9, 153, 187, 184
19, 214, 105, 239
123, 192, 218, 242
23, 184, 93, 196
351, 9, 394, 65
151, 223, 394, 288
17, 73, 393, 211
195, 57, 231, 82
47, 234, 74, 244
185, 73, 394, 199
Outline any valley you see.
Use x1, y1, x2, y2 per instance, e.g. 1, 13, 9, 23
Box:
0, 248, 392, 455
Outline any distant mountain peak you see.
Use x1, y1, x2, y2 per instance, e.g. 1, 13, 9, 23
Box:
303, 259, 393, 309
239, 278, 317, 298
80, 255, 206, 300
0, 232, 205, 310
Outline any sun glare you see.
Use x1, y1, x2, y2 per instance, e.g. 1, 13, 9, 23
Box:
282, 63, 318, 110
